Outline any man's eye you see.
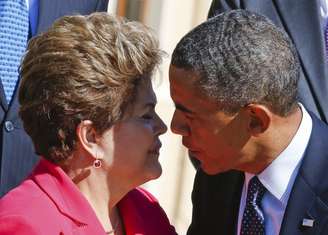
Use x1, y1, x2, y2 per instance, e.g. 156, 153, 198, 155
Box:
185, 114, 194, 120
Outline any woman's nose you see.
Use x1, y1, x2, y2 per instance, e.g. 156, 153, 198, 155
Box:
155, 113, 168, 136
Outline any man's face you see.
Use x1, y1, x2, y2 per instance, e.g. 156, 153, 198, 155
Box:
169, 65, 252, 175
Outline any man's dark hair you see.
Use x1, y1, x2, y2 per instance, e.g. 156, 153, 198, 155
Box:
171, 9, 300, 116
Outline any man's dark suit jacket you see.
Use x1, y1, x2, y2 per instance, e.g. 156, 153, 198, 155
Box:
208, 0, 328, 123
0, 0, 109, 196
187, 112, 328, 235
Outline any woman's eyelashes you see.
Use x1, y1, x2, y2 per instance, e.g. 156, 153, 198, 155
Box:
141, 113, 153, 120
141, 108, 158, 121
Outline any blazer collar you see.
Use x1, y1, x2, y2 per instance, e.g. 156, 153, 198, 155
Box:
279, 112, 328, 234
31, 159, 106, 232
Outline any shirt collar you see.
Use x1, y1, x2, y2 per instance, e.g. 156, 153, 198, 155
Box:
320, 0, 328, 29
320, 0, 328, 18
246, 104, 312, 206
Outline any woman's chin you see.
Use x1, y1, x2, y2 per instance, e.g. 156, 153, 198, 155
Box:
145, 163, 162, 182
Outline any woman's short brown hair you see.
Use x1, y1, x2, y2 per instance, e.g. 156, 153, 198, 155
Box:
19, 13, 163, 163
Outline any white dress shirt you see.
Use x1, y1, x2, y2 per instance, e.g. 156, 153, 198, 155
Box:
320, 0, 328, 30
237, 104, 313, 235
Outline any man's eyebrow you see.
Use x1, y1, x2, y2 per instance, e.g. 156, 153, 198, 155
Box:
174, 103, 193, 114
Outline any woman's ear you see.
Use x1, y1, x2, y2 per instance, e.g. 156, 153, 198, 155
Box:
245, 104, 271, 136
76, 120, 103, 160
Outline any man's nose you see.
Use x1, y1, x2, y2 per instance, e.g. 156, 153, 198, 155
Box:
170, 110, 190, 136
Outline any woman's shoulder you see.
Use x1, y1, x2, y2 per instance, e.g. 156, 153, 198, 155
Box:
127, 187, 159, 203
0, 179, 50, 234
119, 187, 177, 235
0, 177, 69, 234
0, 178, 43, 214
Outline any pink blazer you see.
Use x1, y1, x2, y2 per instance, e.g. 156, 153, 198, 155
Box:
0, 159, 177, 235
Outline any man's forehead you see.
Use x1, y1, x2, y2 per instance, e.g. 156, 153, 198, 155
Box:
169, 65, 202, 99
169, 72, 197, 101
169, 65, 200, 84
169, 65, 220, 112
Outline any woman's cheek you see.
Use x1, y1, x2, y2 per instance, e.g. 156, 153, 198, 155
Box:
122, 120, 154, 147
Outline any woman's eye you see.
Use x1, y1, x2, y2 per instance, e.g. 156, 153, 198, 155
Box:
142, 114, 153, 120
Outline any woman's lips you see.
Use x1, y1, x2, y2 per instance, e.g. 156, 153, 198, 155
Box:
149, 140, 162, 155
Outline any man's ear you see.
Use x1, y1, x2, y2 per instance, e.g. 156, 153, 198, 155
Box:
245, 104, 271, 136
76, 120, 103, 160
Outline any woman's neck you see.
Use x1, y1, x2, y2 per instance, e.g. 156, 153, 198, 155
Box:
68, 167, 129, 234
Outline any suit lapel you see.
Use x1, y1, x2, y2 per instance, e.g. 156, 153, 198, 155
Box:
280, 113, 328, 234
5, 79, 20, 120
279, 176, 325, 234
274, 0, 328, 121
187, 170, 244, 235
0, 81, 8, 111
211, 170, 244, 234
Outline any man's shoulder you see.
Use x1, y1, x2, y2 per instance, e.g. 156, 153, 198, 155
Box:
194, 169, 243, 192
187, 170, 243, 235
192, 169, 244, 211
309, 111, 328, 133
299, 112, 328, 191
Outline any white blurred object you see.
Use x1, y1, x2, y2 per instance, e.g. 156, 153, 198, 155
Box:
107, 0, 117, 14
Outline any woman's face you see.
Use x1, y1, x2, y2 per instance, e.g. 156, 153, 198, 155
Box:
99, 78, 167, 187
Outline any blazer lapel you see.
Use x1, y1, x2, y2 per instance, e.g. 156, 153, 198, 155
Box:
279, 176, 326, 234
280, 113, 328, 234
5, 78, 21, 120
274, 0, 328, 121
0, 81, 8, 112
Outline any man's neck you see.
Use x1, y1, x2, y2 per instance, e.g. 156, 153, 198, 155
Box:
242, 107, 303, 174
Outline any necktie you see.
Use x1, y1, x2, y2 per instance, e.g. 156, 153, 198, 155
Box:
0, 0, 29, 104
240, 176, 266, 235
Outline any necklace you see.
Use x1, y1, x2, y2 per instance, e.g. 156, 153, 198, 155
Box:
105, 219, 119, 234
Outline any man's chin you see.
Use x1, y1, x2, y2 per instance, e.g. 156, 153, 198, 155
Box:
199, 162, 224, 175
